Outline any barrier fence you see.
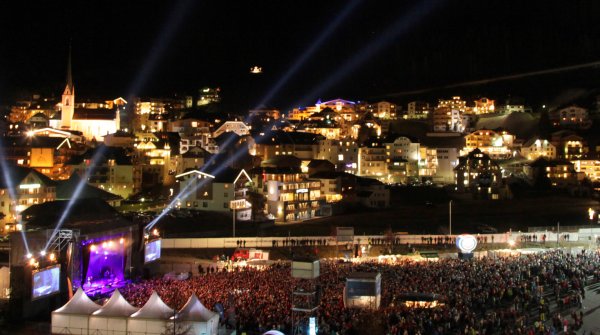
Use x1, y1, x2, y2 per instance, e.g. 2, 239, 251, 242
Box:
162, 230, 590, 250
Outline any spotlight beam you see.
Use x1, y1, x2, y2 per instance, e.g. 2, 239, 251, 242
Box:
125, 0, 195, 100
381, 59, 600, 97
43, 145, 109, 251
294, 0, 445, 108
0, 137, 31, 255
202, 1, 361, 172
256, 0, 362, 108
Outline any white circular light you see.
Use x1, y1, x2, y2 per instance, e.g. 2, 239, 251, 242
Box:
456, 234, 477, 253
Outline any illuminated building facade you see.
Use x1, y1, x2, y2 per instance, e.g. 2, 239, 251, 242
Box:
358, 140, 387, 179
197, 87, 221, 106
316, 139, 359, 174
572, 159, 600, 181
463, 129, 514, 159
526, 157, 578, 188
552, 105, 591, 128
437, 96, 467, 112
0, 165, 56, 230
432, 107, 464, 132
67, 146, 142, 199
471, 97, 495, 115
520, 137, 556, 160
455, 149, 501, 199
385, 136, 420, 183
251, 131, 324, 161
213, 121, 250, 138
406, 101, 430, 120
251, 163, 322, 223
551, 130, 587, 160
175, 168, 253, 220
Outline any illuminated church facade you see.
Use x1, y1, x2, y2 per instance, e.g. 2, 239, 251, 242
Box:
50, 52, 120, 141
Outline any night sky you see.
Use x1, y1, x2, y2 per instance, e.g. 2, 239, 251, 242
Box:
1, 1, 600, 112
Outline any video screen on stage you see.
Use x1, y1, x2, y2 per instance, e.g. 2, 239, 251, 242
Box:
144, 239, 161, 263
32, 265, 60, 300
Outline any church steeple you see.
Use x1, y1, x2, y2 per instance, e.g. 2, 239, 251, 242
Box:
66, 44, 73, 92
61, 44, 75, 129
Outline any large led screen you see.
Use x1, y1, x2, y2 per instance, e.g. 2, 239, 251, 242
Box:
144, 239, 161, 264
32, 265, 60, 300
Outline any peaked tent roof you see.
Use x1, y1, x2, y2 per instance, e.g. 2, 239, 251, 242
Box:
177, 294, 218, 322
54, 287, 101, 315
92, 289, 139, 317
130, 291, 174, 319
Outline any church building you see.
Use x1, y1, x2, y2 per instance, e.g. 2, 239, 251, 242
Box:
52, 50, 120, 141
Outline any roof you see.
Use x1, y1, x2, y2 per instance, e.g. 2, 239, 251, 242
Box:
347, 272, 380, 279
261, 155, 302, 168
307, 159, 334, 169
53, 288, 101, 315
91, 289, 139, 317
177, 294, 218, 322
309, 171, 345, 179
21, 198, 133, 235
0, 164, 54, 189
130, 291, 174, 319
55, 174, 123, 201
253, 130, 325, 145
73, 108, 118, 120
522, 137, 551, 147
528, 157, 574, 168
66, 145, 133, 166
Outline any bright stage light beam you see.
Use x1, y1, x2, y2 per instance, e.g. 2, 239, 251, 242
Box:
382, 59, 600, 97
125, 0, 195, 100
256, 0, 362, 108
0, 137, 32, 255
202, 1, 361, 172
43, 145, 109, 251
294, 0, 445, 108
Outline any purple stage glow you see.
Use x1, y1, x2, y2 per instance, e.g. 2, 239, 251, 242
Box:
81, 235, 128, 296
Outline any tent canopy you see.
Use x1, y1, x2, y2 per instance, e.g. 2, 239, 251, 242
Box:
177, 294, 218, 321
92, 289, 139, 317
54, 288, 101, 315
130, 291, 174, 319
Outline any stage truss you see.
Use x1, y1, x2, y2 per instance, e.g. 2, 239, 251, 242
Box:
46, 229, 80, 253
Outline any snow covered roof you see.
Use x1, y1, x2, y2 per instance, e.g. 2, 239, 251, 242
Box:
92, 289, 139, 317
130, 291, 174, 319
54, 288, 101, 315
177, 294, 218, 322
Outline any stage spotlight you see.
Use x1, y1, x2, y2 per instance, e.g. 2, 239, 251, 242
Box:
29, 258, 38, 268
49, 253, 56, 262
40, 250, 46, 256
152, 229, 159, 237
119, 238, 125, 245
90, 244, 97, 252
26, 253, 33, 259
102, 242, 107, 248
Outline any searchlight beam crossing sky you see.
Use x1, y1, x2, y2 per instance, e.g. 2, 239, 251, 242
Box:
0, 137, 32, 256
295, 0, 445, 108
43, 145, 109, 252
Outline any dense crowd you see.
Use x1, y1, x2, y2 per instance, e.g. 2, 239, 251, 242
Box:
120, 250, 600, 335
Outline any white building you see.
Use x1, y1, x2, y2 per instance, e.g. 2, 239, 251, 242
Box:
212, 121, 250, 138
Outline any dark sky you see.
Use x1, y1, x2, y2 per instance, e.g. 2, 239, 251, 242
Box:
1, 1, 600, 112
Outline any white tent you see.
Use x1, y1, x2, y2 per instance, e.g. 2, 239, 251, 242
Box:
177, 294, 219, 335
127, 291, 175, 335
88, 289, 139, 335
51, 288, 101, 335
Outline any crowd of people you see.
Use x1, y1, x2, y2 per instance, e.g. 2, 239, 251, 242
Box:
120, 249, 600, 335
